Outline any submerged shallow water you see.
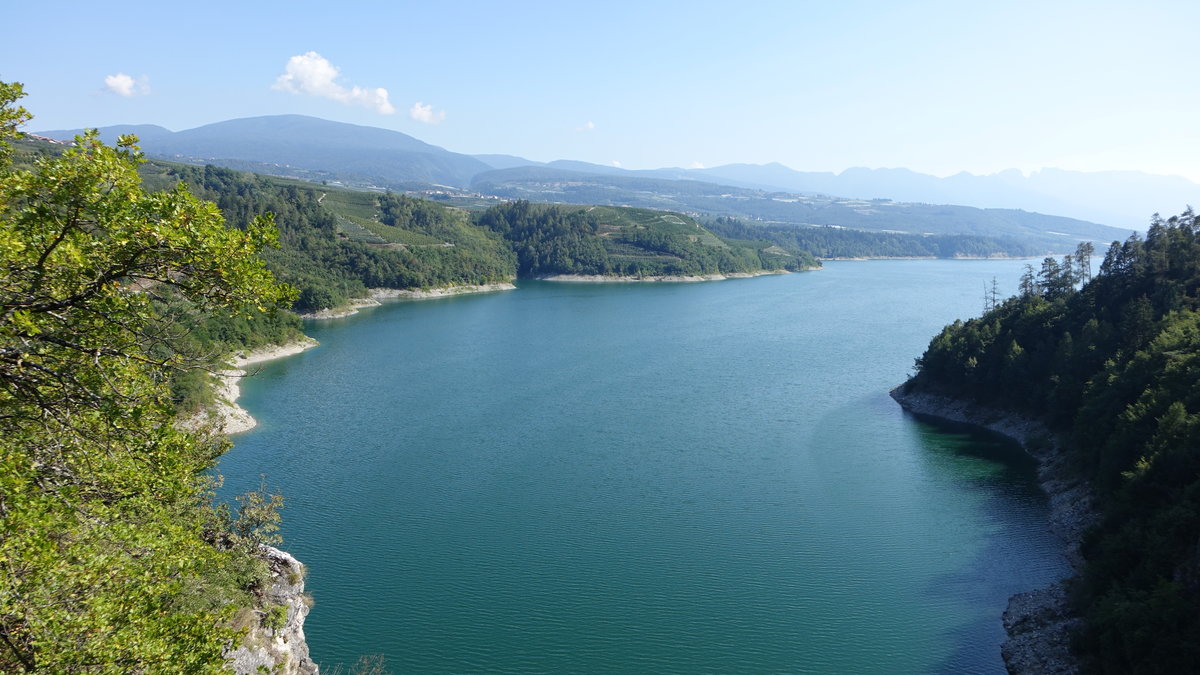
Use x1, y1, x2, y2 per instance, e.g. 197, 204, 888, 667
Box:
219, 260, 1067, 673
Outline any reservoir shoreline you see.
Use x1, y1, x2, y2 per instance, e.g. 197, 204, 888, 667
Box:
179, 337, 320, 435
534, 269, 795, 283
217, 260, 1058, 672
889, 384, 1096, 674
299, 282, 519, 320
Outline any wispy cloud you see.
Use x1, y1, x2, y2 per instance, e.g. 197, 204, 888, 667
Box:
273, 51, 395, 114
611, 160, 623, 168
409, 101, 446, 124
104, 73, 150, 97
690, 161, 705, 169
577, 120, 596, 132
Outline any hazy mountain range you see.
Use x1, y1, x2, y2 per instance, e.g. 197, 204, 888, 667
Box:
682, 164, 1198, 231
38, 115, 490, 188
38, 114, 1198, 232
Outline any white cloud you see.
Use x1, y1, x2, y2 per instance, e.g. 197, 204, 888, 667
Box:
611, 160, 623, 168
577, 120, 596, 132
273, 51, 395, 114
690, 161, 706, 169
409, 101, 446, 124
104, 73, 150, 97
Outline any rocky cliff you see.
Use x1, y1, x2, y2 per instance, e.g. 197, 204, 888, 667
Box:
227, 546, 319, 675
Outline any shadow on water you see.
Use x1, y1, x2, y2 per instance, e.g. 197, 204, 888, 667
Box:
905, 412, 1040, 476
902, 412, 1069, 674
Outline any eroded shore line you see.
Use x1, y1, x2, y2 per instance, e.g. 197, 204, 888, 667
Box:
180, 337, 320, 435
889, 384, 1096, 675
299, 282, 518, 320
535, 269, 796, 283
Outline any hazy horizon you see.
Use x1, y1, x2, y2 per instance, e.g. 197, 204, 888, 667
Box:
7, 1, 1200, 182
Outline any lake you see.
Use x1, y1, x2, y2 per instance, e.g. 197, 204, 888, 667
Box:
218, 260, 1067, 673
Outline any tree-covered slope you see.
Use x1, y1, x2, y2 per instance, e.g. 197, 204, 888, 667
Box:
476, 200, 818, 278
22, 132, 818, 315
146, 164, 816, 310
140, 163, 518, 312
140, 161, 814, 311
901, 210, 1200, 673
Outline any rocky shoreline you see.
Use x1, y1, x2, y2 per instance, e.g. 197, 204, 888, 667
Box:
226, 546, 319, 675
178, 337, 320, 435
889, 383, 1096, 675
295, 274, 802, 319
535, 269, 795, 283
171, 340, 323, 671
299, 282, 518, 320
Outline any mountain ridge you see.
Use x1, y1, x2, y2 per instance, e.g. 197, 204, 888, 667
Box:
37, 114, 491, 188
469, 165, 1132, 252
35, 114, 1199, 230
690, 163, 1199, 229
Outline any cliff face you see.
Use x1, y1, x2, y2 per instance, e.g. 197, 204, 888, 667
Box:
889, 384, 1095, 675
227, 547, 319, 675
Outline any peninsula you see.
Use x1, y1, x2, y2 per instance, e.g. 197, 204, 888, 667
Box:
894, 215, 1200, 672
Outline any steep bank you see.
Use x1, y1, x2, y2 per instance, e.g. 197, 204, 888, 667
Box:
207, 341, 322, 672
227, 546, 319, 675
889, 384, 1096, 674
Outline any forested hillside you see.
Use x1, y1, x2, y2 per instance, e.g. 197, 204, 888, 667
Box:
146, 164, 517, 312
478, 201, 818, 277
472, 166, 1129, 253
900, 210, 1200, 672
22, 136, 1095, 295
139, 161, 821, 310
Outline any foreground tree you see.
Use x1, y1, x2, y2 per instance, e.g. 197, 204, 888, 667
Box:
0, 82, 291, 671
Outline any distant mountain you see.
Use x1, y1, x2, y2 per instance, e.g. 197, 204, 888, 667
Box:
37, 115, 491, 188
473, 154, 543, 170
693, 164, 1200, 230
471, 166, 1132, 253
50, 123, 176, 144
36, 114, 1199, 229
545, 159, 627, 176
690, 162, 827, 192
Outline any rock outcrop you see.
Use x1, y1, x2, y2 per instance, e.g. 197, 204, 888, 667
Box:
1001, 583, 1083, 674
227, 547, 319, 675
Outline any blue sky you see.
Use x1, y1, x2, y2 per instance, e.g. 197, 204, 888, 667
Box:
5, 0, 1200, 181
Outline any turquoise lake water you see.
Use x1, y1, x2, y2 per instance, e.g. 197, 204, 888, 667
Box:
218, 260, 1068, 673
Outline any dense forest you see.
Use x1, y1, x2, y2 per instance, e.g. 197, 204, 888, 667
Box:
703, 216, 1044, 259
901, 210, 1200, 672
140, 165, 821, 312
152, 165, 516, 312
477, 201, 818, 277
